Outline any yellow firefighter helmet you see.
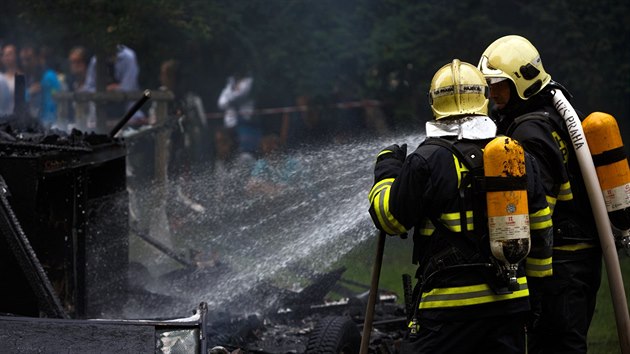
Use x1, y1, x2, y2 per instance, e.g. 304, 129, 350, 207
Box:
478, 35, 552, 100
429, 59, 489, 120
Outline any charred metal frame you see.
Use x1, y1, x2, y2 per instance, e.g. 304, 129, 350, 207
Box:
0, 137, 128, 318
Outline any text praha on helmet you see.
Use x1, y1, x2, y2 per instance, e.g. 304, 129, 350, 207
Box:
429, 59, 489, 120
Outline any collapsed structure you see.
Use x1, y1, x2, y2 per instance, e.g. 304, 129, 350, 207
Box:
0, 81, 408, 353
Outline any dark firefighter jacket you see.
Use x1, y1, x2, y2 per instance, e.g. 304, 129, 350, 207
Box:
494, 87, 599, 259
368, 136, 553, 321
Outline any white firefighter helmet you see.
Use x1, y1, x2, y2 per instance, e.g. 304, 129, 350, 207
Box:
478, 35, 552, 100
429, 59, 489, 120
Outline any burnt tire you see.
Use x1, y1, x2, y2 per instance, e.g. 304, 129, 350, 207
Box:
305, 316, 361, 354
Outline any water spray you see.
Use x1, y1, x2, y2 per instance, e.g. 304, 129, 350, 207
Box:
125, 132, 425, 318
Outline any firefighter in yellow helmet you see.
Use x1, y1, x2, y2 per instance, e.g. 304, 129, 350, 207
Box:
478, 35, 601, 354
368, 59, 553, 353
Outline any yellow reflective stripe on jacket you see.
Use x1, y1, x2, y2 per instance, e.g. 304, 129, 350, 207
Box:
371, 180, 407, 235
368, 178, 393, 203
529, 206, 552, 230
453, 154, 469, 188
439, 211, 474, 232
546, 195, 557, 214
526, 257, 553, 277
553, 243, 595, 251
557, 181, 573, 201
419, 277, 529, 309
419, 218, 435, 236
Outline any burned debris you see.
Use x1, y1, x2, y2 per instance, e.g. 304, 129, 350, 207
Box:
0, 83, 409, 353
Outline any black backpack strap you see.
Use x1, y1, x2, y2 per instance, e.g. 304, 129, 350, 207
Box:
423, 137, 485, 227
421, 137, 486, 257
420, 137, 518, 295
506, 110, 566, 140
423, 137, 483, 169
506, 112, 545, 136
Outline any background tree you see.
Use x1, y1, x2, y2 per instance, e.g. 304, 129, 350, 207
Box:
1, 0, 628, 140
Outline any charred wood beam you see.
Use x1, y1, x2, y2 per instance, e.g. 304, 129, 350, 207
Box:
109, 90, 151, 138
0, 175, 68, 319
131, 228, 194, 269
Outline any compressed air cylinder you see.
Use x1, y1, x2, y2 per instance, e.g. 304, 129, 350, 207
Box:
582, 112, 630, 231
484, 137, 531, 266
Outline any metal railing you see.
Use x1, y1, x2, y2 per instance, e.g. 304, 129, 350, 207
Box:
53, 90, 175, 133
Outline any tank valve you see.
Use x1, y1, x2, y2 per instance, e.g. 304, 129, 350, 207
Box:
506, 264, 519, 291
616, 229, 630, 256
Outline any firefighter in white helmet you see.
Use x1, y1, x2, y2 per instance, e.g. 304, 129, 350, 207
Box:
479, 35, 601, 354
368, 59, 553, 353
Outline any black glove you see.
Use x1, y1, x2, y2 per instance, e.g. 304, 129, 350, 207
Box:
374, 143, 407, 183
377, 143, 407, 163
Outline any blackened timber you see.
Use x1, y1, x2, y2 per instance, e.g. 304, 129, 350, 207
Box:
0, 175, 68, 318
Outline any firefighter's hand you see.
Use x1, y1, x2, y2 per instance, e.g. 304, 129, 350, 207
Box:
377, 144, 407, 163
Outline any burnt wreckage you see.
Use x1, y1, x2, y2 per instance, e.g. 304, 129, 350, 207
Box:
0, 85, 408, 353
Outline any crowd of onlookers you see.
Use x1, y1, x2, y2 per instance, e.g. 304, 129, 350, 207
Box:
0, 42, 64, 123
0, 41, 392, 185
0, 40, 395, 291
0, 42, 147, 129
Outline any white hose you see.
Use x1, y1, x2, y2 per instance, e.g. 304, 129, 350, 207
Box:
552, 89, 630, 353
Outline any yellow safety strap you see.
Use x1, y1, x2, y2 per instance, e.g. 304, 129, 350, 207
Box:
439, 211, 474, 232
557, 181, 573, 201
529, 206, 552, 230
553, 243, 595, 251
526, 257, 553, 277
419, 277, 529, 309
370, 179, 407, 235
418, 218, 435, 236
546, 195, 557, 215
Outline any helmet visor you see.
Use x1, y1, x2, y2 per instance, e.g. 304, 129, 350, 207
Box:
478, 55, 507, 80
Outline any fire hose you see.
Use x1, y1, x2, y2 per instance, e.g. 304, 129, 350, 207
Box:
551, 89, 630, 353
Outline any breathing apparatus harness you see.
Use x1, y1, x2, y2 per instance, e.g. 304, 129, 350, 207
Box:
405, 137, 529, 335
502, 84, 598, 246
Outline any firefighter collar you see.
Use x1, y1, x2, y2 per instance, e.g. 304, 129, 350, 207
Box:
425, 115, 497, 140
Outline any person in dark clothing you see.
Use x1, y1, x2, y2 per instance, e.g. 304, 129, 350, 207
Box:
478, 34, 602, 354
368, 59, 553, 354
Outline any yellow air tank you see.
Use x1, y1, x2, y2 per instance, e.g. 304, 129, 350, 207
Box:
484, 136, 531, 290
582, 112, 630, 232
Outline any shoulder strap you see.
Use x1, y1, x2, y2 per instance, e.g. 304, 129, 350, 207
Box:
422, 137, 484, 172
421, 137, 487, 258
506, 110, 568, 141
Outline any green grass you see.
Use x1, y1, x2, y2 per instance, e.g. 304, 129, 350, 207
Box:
333, 235, 630, 354
588, 254, 630, 354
